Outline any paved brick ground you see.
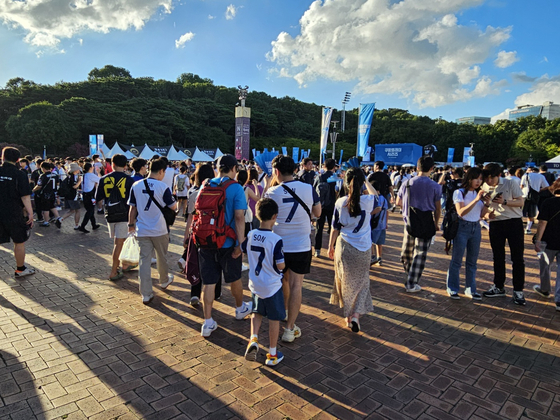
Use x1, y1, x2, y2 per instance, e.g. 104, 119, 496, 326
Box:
1, 211, 560, 419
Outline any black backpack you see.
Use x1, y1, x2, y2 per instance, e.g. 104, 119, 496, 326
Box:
442, 189, 464, 253
58, 177, 73, 199
315, 173, 334, 208
104, 178, 129, 223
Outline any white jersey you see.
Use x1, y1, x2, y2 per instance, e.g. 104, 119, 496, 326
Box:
265, 180, 319, 253
162, 167, 176, 192
520, 172, 549, 198
242, 229, 284, 299
333, 194, 376, 252
128, 178, 176, 237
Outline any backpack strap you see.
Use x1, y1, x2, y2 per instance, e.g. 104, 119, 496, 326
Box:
281, 184, 312, 221
143, 179, 168, 216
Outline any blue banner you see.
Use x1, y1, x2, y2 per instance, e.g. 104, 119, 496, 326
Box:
252, 148, 256, 159
468, 156, 475, 167
89, 135, 97, 156
97, 134, 104, 150
339, 150, 344, 166
357, 103, 375, 157
263, 148, 268, 153
320, 107, 334, 155
374, 143, 422, 166
447, 148, 455, 163
292, 147, 299, 162
307, 149, 311, 158
43, 145, 46, 160
282, 146, 287, 156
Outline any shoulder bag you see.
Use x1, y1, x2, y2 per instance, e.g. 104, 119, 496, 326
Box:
143, 179, 176, 226
526, 175, 540, 205
405, 180, 436, 240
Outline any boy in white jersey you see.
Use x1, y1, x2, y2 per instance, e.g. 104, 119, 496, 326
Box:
243, 198, 286, 366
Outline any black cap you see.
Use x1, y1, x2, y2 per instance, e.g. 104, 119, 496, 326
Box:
216, 154, 237, 170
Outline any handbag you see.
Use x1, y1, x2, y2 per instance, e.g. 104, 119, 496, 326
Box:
185, 233, 201, 285
526, 176, 540, 205
143, 180, 176, 226
405, 180, 436, 240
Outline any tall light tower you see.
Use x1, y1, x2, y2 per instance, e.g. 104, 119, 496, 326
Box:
235, 85, 251, 160
341, 92, 351, 132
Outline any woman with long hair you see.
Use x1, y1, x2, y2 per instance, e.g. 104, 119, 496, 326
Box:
246, 168, 263, 229
533, 178, 560, 311
328, 167, 377, 332
446, 167, 492, 300
237, 169, 261, 236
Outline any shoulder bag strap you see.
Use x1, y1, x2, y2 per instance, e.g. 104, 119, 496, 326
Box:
280, 184, 312, 221
143, 179, 167, 215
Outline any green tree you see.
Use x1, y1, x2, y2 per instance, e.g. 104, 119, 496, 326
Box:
88, 65, 132, 80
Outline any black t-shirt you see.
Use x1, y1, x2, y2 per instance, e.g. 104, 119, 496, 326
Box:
368, 171, 392, 196
95, 171, 135, 203
30, 168, 41, 187
297, 169, 316, 185
538, 197, 560, 250
37, 172, 59, 199
0, 162, 32, 218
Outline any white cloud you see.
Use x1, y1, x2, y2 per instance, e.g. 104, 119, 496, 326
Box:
494, 50, 519, 68
256, 64, 262, 71
0, 0, 173, 48
78, 38, 83, 46
175, 31, 195, 48
208, 14, 215, 19
491, 108, 511, 123
225, 4, 237, 20
514, 75, 560, 107
268, 0, 511, 108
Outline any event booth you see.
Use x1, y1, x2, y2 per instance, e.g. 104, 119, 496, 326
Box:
374, 143, 423, 166
100, 143, 224, 162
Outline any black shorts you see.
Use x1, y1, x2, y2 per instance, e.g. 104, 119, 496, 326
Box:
65, 200, 81, 210
252, 287, 286, 321
523, 201, 537, 218
283, 250, 312, 275
0, 217, 30, 244
199, 247, 242, 285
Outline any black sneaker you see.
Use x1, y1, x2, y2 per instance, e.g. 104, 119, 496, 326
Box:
483, 286, 506, 298
447, 289, 460, 300
92, 224, 101, 230
77, 226, 90, 233
513, 291, 526, 306
55, 218, 62, 229
533, 285, 550, 298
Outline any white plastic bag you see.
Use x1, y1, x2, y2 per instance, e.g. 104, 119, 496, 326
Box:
120, 235, 140, 265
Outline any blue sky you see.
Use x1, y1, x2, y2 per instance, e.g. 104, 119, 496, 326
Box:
1, 0, 559, 123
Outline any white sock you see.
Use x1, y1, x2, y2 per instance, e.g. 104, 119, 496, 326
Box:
204, 318, 214, 326
269, 347, 276, 356
527, 221, 533, 230
237, 304, 245, 311
250, 334, 258, 341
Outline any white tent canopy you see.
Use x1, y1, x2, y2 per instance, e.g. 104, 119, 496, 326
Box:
546, 155, 560, 164
166, 145, 189, 161
100, 143, 111, 157
139, 144, 156, 160
108, 143, 128, 158
191, 147, 214, 162
214, 148, 224, 159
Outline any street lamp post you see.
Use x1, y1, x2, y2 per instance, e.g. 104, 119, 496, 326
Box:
341, 92, 351, 133
330, 121, 339, 160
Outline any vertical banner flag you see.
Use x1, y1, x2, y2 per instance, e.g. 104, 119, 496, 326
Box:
252, 149, 257, 159
97, 134, 104, 150
301, 150, 308, 159
320, 107, 334, 155
282, 147, 287, 156
339, 150, 344, 166
89, 135, 97, 156
307, 149, 311, 158
462, 147, 471, 164
363, 146, 372, 162
263, 148, 268, 153
468, 156, 475, 167
43, 145, 46, 160
357, 103, 375, 157
447, 148, 455, 163
293, 147, 299, 163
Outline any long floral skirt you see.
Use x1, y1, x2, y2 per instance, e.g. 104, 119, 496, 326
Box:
330, 237, 374, 318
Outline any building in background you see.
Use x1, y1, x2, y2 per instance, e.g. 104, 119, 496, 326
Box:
508, 101, 560, 121
455, 116, 491, 125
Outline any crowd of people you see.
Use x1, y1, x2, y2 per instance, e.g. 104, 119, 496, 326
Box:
1, 145, 559, 368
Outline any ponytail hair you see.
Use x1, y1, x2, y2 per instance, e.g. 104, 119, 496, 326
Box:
345, 167, 365, 217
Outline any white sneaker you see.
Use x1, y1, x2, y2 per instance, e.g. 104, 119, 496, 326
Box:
15, 267, 36, 278
314, 249, 320, 257
177, 258, 186, 271
201, 321, 218, 337
151, 258, 157, 265
406, 284, 422, 293
282, 324, 302, 342
235, 301, 253, 320
142, 294, 154, 305
160, 274, 174, 290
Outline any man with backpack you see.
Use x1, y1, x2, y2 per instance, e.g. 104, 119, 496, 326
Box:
192, 154, 253, 337
96, 154, 136, 281
313, 158, 336, 257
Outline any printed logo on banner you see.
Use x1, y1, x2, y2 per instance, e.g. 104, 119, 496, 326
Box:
385, 147, 402, 157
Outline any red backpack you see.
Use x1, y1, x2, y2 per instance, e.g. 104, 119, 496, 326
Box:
192, 178, 238, 249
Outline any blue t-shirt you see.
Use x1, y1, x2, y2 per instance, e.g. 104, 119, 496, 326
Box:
209, 177, 247, 248
373, 195, 388, 231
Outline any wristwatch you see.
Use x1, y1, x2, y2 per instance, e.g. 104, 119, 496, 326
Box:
128, 223, 135, 227
503, 199, 508, 206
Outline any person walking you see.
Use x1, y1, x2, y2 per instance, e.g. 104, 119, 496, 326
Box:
78, 163, 101, 233
328, 168, 377, 332
481, 163, 526, 305
0, 147, 35, 278
396, 156, 442, 293
61, 163, 83, 230
520, 167, 549, 235
128, 158, 177, 304
265, 155, 321, 342
533, 179, 560, 311
445, 167, 492, 301
313, 158, 336, 257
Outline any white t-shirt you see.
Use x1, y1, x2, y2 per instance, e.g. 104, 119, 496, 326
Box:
333, 194, 376, 252
174, 174, 190, 197
265, 180, 319, 253
520, 172, 549, 198
83, 172, 100, 193
453, 189, 484, 222
128, 178, 176, 237
186, 186, 200, 215
93, 162, 103, 176
163, 167, 176, 192
242, 229, 284, 299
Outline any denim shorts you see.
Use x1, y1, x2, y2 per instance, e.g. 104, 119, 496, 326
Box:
252, 287, 286, 321
371, 229, 386, 245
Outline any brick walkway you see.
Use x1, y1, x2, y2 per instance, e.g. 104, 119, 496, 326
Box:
1, 211, 559, 419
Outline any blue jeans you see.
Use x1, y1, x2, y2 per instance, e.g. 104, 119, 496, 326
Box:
446, 219, 481, 293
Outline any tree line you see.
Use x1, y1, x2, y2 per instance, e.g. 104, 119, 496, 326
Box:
1, 65, 559, 164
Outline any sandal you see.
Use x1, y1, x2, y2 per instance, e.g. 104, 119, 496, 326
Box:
122, 264, 138, 272
109, 272, 124, 281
